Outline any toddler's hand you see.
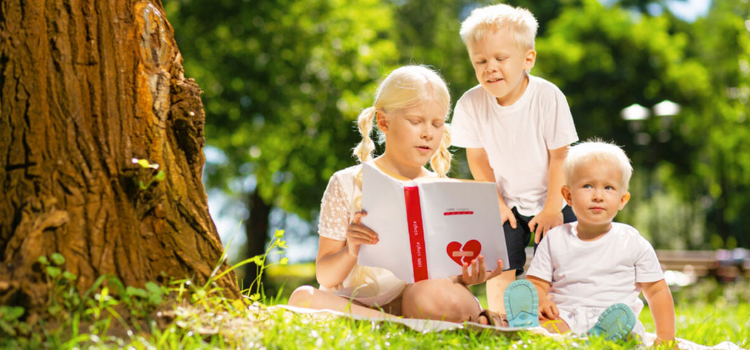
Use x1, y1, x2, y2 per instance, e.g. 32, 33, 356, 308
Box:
459, 256, 503, 286
538, 297, 559, 320
345, 211, 379, 257
529, 210, 563, 243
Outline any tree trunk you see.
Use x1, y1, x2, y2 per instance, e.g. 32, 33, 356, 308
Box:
244, 189, 272, 292
0, 0, 239, 313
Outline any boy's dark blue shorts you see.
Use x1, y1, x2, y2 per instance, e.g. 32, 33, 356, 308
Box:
504, 205, 576, 275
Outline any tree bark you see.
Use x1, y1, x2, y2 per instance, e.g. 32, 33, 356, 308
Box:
244, 189, 271, 292
0, 0, 239, 313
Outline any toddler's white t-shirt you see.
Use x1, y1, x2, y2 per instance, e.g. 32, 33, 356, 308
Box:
451, 75, 578, 216
526, 222, 665, 336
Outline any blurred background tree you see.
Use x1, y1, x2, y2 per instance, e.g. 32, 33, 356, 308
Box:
165, 0, 399, 286
164, 0, 750, 291
680, 0, 750, 249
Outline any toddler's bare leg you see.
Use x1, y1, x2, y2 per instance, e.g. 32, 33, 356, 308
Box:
486, 269, 516, 314
401, 279, 481, 323
288, 285, 395, 319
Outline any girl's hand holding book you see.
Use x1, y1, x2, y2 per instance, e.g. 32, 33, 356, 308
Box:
346, 211, 379, 257
459, 256, 504, 286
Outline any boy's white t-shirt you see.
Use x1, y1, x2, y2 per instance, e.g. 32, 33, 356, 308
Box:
526, 222, 664, 335
451, 75, 578, 216
317, 163, 408, 307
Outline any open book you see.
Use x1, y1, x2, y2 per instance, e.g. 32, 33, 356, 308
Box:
358, 163, 509, 283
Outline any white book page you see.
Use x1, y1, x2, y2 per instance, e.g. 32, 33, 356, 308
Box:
419, 181, 509, 280
358, 163, 414, 282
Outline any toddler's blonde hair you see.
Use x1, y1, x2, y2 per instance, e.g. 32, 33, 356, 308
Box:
459, 3, 538, 51
564, 139, 633, 191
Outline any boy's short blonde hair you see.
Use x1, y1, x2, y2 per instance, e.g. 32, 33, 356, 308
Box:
459, 3, 538, 51
564, 139, 633, 191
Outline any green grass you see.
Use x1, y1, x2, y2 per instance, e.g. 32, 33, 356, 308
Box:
3, 286, 747, 350
2, 249, 748, 349
265, 263, 749, 349
641, 302, 750, 346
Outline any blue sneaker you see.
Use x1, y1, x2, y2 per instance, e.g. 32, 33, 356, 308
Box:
587, 303, 636, 341
503, 279, 539, 328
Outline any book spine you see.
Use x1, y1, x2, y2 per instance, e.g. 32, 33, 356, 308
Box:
404, 186, 429, 282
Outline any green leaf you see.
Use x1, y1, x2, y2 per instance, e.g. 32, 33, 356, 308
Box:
1, 306, 24, 321
62, 271, 77, 282
45, 267, 61, 278
126, 286, 148, 299
50, 253, 65, 266
48, 305, 61, 316
37, 256, 50, 266
67, 293, 81, 308
274, 229, 285, 238
0, 321, 16, 336
154, 170, 166, 181
145, 282, 163, 296
195, 289, 206, 299
138, 180, 148, 190
17, 322, 31, 336
148, 293, 163, 306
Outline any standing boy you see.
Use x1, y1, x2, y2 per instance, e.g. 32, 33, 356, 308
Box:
451, 3, 578, 314
526, 140, 675, 343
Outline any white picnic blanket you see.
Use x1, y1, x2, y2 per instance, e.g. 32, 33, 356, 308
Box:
272, 305, 744, 350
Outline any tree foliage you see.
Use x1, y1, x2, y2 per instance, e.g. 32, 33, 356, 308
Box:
533, 0, 750, 249
167, 0, 397, 216
679, 0, 750, 248
166, 0, 750, 264
165, 0, 400, 280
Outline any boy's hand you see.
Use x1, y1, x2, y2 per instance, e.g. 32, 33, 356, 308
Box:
499, 203, 517, 229
529, 209, 563, 243
459, 256, 503, 286
538, 297, 559, 320
345, 211, 379, 257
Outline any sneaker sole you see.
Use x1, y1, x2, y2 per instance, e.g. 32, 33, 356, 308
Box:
503, 279, 539, 328
587, 303, 636, 341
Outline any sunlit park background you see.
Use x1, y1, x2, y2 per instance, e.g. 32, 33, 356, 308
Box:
165, 0, 748, 332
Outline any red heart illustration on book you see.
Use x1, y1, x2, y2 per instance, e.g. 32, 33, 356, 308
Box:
446, 240, 482, 266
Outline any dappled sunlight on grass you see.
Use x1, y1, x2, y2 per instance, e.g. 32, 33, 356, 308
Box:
641, 302, 750, 348
3, 249, 746, 349
264, 263, 747, 349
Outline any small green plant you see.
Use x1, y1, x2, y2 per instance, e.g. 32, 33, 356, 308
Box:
38, 253, 79, 318
132, 158, 166, 189
0, 305, 30, 337
124, 282, 166, 317
208, 229, 289, 302
30, 252, 172, 345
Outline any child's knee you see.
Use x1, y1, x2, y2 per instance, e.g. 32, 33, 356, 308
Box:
288, 285, 317, 307
402, 280, 478, 322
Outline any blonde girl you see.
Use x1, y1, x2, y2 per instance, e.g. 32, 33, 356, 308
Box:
288, 65, 504, 324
